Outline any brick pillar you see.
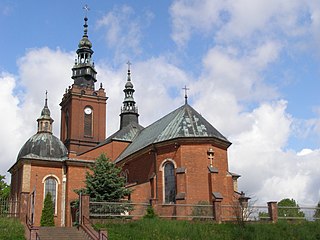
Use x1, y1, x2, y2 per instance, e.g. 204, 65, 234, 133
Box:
20, 192, 29, 223
213, 199, 222, 223
267, 201, 278, 223
80, 194, 90, 224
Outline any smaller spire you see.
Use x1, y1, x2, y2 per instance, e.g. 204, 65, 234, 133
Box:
37, 91, 54, 133
182, 85, 190, 104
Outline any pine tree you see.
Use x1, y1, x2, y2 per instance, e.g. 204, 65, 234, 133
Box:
85, 153, 131, 201
40, 192, 55, 226
313, 202, 320, 221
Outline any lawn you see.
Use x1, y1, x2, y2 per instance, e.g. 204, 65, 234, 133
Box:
95, 218, 320, 240
0, 217, 25, 240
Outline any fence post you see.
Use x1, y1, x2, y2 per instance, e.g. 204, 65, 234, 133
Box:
213, 199, 222, 223
80, 194, 90, 224
267, 201, 278, 223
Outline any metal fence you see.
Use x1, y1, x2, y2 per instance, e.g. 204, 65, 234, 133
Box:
221, 204, 270, 221
278, 206, 320, 221
90, 201, 149, 218
88, 201, 320, 222
158, 203, 214, 220
89, 202, 216, 220
0, 197, 19, 218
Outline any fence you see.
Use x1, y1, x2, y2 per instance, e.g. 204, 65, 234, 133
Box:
0, 197, 19, 218
80, 196, 320, 223
278, 206, 320, 221
89, 201, 216, 220
221, 204, 270, 222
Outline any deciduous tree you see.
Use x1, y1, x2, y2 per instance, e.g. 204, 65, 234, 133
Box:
278, 198, 305, 219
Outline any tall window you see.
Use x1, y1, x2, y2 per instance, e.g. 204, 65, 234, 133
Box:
84, 107, 93, 136
44, 177, 57, 213
164, 162, 176, 203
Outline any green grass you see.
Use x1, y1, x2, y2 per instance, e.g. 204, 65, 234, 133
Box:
0, 217, 25, 240
95, 218, 320, 240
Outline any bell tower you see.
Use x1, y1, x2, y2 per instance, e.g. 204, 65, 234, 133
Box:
60, 16, 107, 155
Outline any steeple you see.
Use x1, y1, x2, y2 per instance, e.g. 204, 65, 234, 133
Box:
71, 14, 97, 89
37, 91, 54, 133
120, 61, 139, 129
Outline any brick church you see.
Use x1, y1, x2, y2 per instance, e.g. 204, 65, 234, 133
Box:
9, 16, 242, 227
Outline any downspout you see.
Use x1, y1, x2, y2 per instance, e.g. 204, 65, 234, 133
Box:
152, 144, 158, 201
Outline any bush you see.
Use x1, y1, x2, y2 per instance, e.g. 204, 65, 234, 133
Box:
143, 205, 157, 219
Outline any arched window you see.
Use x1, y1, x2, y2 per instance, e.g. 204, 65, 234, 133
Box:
44, 177, 58, 214
164, 162, 176, 203
84, 107, 93, 136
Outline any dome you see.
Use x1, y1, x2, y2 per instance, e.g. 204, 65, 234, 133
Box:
78, 36, 92, 49
17, 132, 68, 161
125, 80, 133, 88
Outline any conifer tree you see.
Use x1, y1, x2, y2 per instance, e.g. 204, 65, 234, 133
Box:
85, 153, 131, 201
40, 192, 55, 226
313, 202, 320, 221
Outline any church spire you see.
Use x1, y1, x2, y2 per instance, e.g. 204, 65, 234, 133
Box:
37, 91, 54, 133
120, 61, 139, 129
71, 7, 97, 90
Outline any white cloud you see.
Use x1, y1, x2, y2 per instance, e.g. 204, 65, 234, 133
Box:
96, 5, 153, 64
0, 73, 24, 178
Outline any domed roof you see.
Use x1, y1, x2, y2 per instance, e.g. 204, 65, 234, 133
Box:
78, 36, 92, 49
17, 132, 68, 161
125, 80, 133, 89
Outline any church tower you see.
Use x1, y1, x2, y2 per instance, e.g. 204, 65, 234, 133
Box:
60, 16, 107, 155
119, 62, 139, 129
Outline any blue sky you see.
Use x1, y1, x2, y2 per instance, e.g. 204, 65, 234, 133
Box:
1, 0, 320, 205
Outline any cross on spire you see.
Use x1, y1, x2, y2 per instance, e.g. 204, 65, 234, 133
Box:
127, 61, 132, 71
182, 85, 190, 104
83, 4, 90, 17
45, 90, 48, 107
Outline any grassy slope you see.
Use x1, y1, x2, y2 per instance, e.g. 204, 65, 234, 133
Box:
95, 219, 320, 240
0, 217, 25, 240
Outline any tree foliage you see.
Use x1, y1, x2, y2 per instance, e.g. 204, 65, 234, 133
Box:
313, 201, 320, 221
40, 192, 55, 226
0, 175, 10, 199
84, 154, 131, 201
278, 198, 305, 219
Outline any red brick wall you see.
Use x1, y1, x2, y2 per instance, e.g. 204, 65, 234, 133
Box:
29, 164, 63, 226
78, 141, 129, 162
120, 140, 235, 209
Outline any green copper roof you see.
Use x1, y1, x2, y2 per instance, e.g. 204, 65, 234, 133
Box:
115, 104, 230, 163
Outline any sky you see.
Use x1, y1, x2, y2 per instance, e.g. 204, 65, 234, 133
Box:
0, 0, 320, 205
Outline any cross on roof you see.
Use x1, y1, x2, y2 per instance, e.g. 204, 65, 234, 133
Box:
182, 85, 190, 104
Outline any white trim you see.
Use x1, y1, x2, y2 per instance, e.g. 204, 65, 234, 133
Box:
159, 158, 177, 172
42, 174, 61, 184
